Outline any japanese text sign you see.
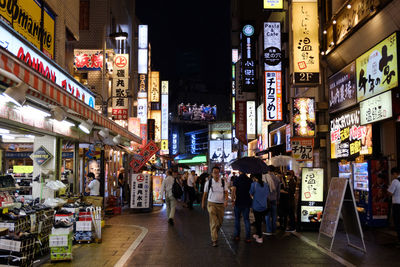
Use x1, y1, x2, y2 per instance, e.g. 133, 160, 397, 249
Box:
330, 109, 373, 159
292, 98, 315, 137
112, 54, 129, 120
301, 168, 323, 202
264, 71, 283, 121
235, 101, 247, 144
130, 140, 160, 172
291, 0, 320, 84
241, 24, 256, 91
74, 50, 104, 71
130, 173, 150, 209
264, 22, 281, 71
328, 62, 357, 113
264, 0, 283, 9
360, 90, 392, 125
291, 138, 314, 161
246, 101, 256, 139
356, 32, 398, 102
149, 71, 160, 102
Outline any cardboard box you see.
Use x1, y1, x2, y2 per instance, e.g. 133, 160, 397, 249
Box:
82, 196, 103, 208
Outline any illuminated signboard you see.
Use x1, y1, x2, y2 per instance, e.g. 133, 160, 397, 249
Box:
291, 0, 320, 84
330, 109, 373, 159
264, 0, 283, 9
209, 139, 234, 163
74, 50, 104, 71
235, 101, 247, 144
161, 81, 169, 153
128, 117, 141, 137
0, 0, 55, 58
246, 101, 256, 139
112, 54, 129, 120
286, 124, 291, 152
301, 206, 323, 223
149, 71, 160, 102
360, 90, 392, 125
138, 25, 148, 74
291, 138, 314, 161
138, 25, 148, 49
328, 61, 357, 113
172, 133, 179, 155
0, 22, 95, 107
301, 168, 323, 202
137, 98, 148, 124
232, 49, 239, 63
264, 22, 281, 71
241, 24, 256, 91
292, 98, 316, 137
150, 110, 161, 142
356, 32, 398, 102
264, 71, 282, 121
178, 104, 216, 121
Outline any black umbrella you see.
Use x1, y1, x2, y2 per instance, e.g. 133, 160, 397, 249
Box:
230, 157, 269, 174
171, 163, 191, 169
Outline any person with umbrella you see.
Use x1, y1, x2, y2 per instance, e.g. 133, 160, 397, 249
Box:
232, 171, 252, 243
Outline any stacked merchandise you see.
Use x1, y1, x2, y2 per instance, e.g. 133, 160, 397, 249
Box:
75, 210, 93, 243
34, 208, 54, 258
49, 210, 74, 262
0, 232, 37, 267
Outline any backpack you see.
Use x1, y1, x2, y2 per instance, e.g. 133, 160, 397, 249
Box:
207, 177, 225, 194
172, 178, 183, 199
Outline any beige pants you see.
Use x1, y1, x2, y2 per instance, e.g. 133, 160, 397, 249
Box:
166, 196, 177, 219
207, 202, 225, 242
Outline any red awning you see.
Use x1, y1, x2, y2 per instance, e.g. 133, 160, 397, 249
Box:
0, 48, 141, 144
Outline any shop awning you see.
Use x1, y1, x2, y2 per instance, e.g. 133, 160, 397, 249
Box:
0, 48, 141, 144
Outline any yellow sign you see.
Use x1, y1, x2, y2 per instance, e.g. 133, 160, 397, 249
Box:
149, 71, 160, 102
161, 140, 168, 150
356, 32, 398, 102
0, 0, 55, 58
264, 0, 283, 9
150, 110, 162, 143
13, 165, 34, 174
291, 1, 320, 84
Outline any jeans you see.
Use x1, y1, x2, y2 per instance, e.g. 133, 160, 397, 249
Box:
166, 195, 177, 219
254, 210, 266, 238
188, 187, 196, 209
265, 200, 277, 233
207, 202, 225, 242
234, 206, 251, 239
393, 204, 400, 242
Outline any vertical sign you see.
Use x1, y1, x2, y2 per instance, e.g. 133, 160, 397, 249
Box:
235, 101, 247, 144
161, 81, 169, 154
241, 25, 256, 91
264, 71, 283, 121
172, 132, 179, 155
292, 98, 316, 137
286, 124, 292, 152
291, 0, 320, 84
264, 0, 283, 9
149, 71, 160, 102
264, 22, 282, 71
150, 110, 162, 142
138, 25, 148, 144
246, 101, 256, 140
131, 173, 151, 209
112, 54, 129, 120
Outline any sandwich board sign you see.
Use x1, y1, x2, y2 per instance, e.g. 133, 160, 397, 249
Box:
318, 177, 366, 252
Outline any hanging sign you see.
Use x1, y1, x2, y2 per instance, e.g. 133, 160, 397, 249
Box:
112, 54, 129, 120
264, 22, 282, 71
356, 32, 398, 102
235, 101, 247, 144
291, 0, 320, 84
292, 98, 316, 137
264, 0, 283, 9
149, 71, 160, 102
30, 146, 52, 166
130, 173, 151, 209
74, 50, 104, 71
291, 138, 314, 161
130, 141, 160, 172
247, 101, 256, 139
360, 90, 393, 125
264, 71, 283, 121
241, 24, 256, 91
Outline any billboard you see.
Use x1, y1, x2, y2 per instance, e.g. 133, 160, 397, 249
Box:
292, 98, 316, 137
178, 104, 216, 121
291, 0, 320, 84
264, 71, 283, 121
360, 90, 392, 125
209, 140, 234, 163
356, 32, 398, 102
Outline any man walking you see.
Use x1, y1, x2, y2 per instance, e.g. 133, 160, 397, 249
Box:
187, 170, 197, 209
161, 170, 177, 225
388, 167, 400, 247
232, 171, 252, 242
264, 166, 281, 235
202, 166, 228, 247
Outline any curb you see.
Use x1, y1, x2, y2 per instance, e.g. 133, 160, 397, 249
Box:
113, 225, 148, 267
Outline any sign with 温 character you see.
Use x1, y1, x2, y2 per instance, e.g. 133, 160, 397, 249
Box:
330, 109, 373, 159
264, 71, 282, 121
291, 138, 314, 161
328, 62, 357, 113
291, 0, 320, 85
130, 173, 151, 209
31, 146, 52, 166
301, 168, 323, 202
360, 90, 393, 125
112, 54, 129, 120
356, 32, 398, 102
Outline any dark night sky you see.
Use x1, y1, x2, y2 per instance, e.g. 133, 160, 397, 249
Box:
135, 0, 231, 120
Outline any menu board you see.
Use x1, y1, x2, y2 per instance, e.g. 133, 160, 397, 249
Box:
301, 206, 323, 223
353, 162, 369, 191
301, 168, 324, 202
338, 162, 352, 179
319, 178, 347, 238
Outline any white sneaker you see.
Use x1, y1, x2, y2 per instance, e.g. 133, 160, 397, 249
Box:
255, 236, 263, 243
263, 232, 273, 236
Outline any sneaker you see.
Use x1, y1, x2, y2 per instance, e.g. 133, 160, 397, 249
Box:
253, 234, 258, 239
211, 241, 218, 247
255, 236, 263, 244
168, 218, 174, 225
263, 232, 273, 236
285, 228, 296, 233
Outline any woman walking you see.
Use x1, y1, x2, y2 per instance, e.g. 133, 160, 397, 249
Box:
249, 174, 269, 244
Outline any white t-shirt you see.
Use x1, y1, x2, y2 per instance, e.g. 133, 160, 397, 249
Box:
88, 179, 100, 196
161, 175, 175, 198
188, 174, 196, 187
388, 177, 400, 204
204, 177, 228, 203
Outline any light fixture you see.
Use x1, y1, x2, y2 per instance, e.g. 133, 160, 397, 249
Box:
1, 134, 15, 140
113, 134, 123, 145
0, 128, 10, 134
78, 119, 93, 134
333, 20, 337, 24
321, 51, 325, 55
99, 128, 110, 139
2, 82, 28, 106
110, 31, 128, 41
330, 41, 335, 46
323, 30, 327, 34
20, 105, 51, 118
50, 106, 67, 121
347, 4, 351, 9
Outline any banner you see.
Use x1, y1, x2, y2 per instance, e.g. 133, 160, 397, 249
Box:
112, 54, 129, 120
264, 71, 283, 121
149, 71, 160, 102
130, 141, 159, 172
328, 62, 357, 113
292, 98, 315, 137
130, 173, 150, 209
356, 32, 398, 102
235, 101, 247, 144
360, 90, 392, 125
291, 138, 314, 161
291, 0, 320, 84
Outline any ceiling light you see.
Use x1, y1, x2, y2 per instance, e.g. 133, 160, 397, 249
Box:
24, 135, 35, 139
113, 134, 123, 145
20, 105, 51, 118
347, 4, 351, 9
0, 129, 10, 134
99, 128, 110, 139
50, 106, 67, 121
323, 30, 327, 34
1, 134, 15, 140
2, 82, 28, 106
110, 31, 128, 41
333, 20, 337, 24
321, 51, 325, 55
78, 119, 93, 134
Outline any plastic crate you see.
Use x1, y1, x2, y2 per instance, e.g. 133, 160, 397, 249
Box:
76, 221, 92, 232
49, 235, 69, 247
